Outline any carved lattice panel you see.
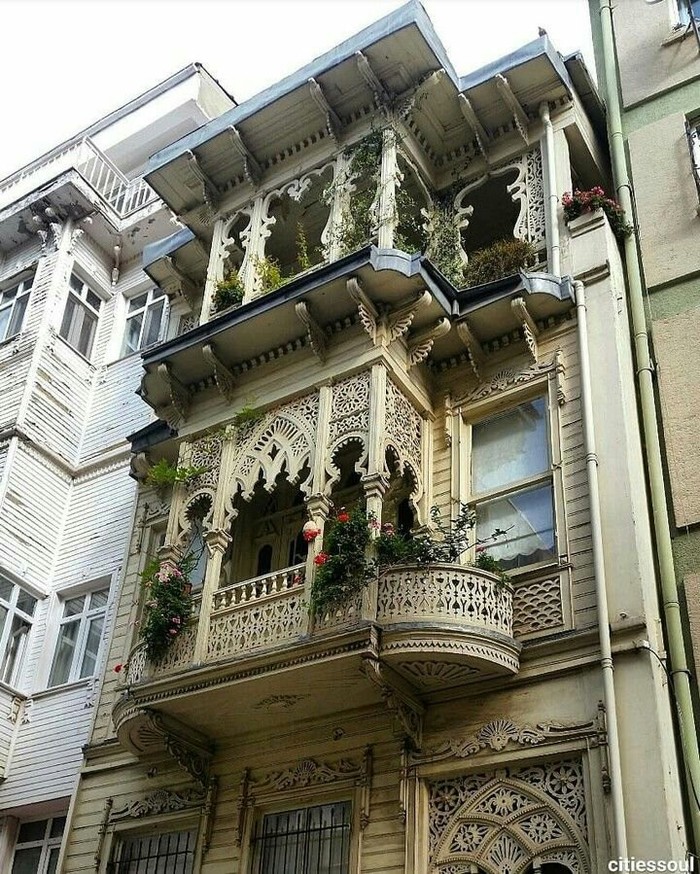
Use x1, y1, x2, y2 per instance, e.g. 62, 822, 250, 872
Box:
328, 371, 371, 449
512, 577, 564, 637
186, 432, 224, 492
428, 759, 589, 874
150, 623, 197, 678
377, 567, 512, 636
384, 378, 422, 487
207, 590, 304, 659
525, 148, 546, 245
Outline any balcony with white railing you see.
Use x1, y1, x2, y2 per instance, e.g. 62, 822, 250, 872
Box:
0, 136, 159, 217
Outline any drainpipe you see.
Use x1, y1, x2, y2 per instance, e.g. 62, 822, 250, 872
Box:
598, 0, 700, 850
540, 102, 561, 277
574, 279, 628, 857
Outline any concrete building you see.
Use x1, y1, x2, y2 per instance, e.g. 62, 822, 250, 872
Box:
52, 3, 692, 872
589, 0, 700, 849
0, 66, 234, 872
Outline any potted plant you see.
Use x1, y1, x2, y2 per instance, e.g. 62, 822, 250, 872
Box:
562, 187, 633, 241
212, 270, 245, 313
139, 554, 197, 662
462, 238, 536, 288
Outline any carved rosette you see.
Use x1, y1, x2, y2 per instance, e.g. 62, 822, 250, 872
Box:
428, 759, 589, 873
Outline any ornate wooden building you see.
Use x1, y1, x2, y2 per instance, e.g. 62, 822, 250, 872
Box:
60, 3, 688, 872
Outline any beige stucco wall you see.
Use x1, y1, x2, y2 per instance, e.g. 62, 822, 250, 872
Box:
652, 306, 700, 527
628, 113, 700, 288
611, 0, 700, 108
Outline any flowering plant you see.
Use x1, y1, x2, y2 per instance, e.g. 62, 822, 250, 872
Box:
562, 187, 633, 241
139, 554, 196, 662
310, 507, 375, 614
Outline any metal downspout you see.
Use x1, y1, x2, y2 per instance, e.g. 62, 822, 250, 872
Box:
598, 0, 700, 850
574, 279, 628, 857
540, 102, 561, 277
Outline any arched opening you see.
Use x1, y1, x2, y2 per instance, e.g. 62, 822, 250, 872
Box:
184, 495, 211, 591
382, 449, 417, 532
221, 468, 310, 586
264, 168, 332, 282
458, 169, 520, 257
328, 440, 365, 510
222, 213, 249, 275
395, 155, 430, 253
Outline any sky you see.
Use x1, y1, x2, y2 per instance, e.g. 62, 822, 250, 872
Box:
0, 0, 595, 181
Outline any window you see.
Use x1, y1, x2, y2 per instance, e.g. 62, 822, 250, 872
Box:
678, 0, 700, 25
0, 273, 33, 342
48, 587, 109, 686
111, 828, 196, 874
0, 576, 37, 687
11, 816, 65, 874
251, 801, 351, 874
59, 274, 101, 358
471, 396, 555, 570
123, 288, 167, 353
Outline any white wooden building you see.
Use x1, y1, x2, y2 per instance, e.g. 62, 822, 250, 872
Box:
0, 65, 234, 872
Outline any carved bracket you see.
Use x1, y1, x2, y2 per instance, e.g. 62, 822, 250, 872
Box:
226, 125, 262, 185
157, 361, 191, 426
511, 296, 540, 362
407, 317, 451, 366
202, 342, 236, 401
495, 73, 529, 144
458, 93, 491, 162
186, 150, 220, 210
355, 50, 391, 110
308, 77, 342, 142
295, 300, 328, 361
162, 256, 198, 307
347, 278, 433, 351
455, 319, 486, 377
387, 289, 431, 341
362, 656, 424, 750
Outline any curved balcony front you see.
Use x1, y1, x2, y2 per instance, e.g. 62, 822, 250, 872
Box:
114, 562, 519, 747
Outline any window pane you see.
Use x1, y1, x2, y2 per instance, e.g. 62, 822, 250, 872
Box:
63, 596, 85, 617
477, 482, 555, 569
69, 274, 83, 292
46, 847, 60, 874
77, 309, 97, 357
50, 817, 66, 838
89, 589, 109, 610
143, 298, 165, 348
1, 614, 31, 685
59, 297, 78, 343
11, 847, 42, 874
49, 619, 80, 685
17, 820, 48, 842
129, 293, 148, 312
0, 306, 11, 341
79, 615, 104, 678
0, 578, 13, 602
472, 397, 549, 495
17, 589, 37, 616
124, 312, 143, 353
86, 289, 102, 311
7, 294, 28, 337
0, 605, 8, 645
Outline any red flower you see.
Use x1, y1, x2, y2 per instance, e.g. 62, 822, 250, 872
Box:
302, 526, 320, 542
113, 663, 123, 674
337, 512, 350, 523
314, 552, 329, 566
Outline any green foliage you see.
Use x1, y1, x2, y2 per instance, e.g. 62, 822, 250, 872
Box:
146, 458, 208, 491
562, 187, 633, 241
310, 507, 375, 614
474, 550, 511, 584
425, 192, 466, 286
255, 256, 284, 293
462, 238, 536, 288
394, 180, 429, 254
139, 554, 197, 662
296, 223, 312, 271
231, 404, 262, 430
213, 270, 244, 313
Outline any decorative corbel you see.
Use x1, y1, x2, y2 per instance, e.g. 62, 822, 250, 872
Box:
458, 93, 491, 162
186, 150, 219, 210
163, 256, 198, 308
495, 73, 529, 144
554, 348, 566, 406
295, 300, 328, 361
130, 452, 151, 482
386, 289, 431, 342
202, 342, 236, 401
347, 276, 379, 342
456, 319, 486, 378
67, 227, 84, 255
226, 125, 262, 185
395, 68, 445, 120
308, 77, 342, 142
361, 656, 424, 750
126, 710, 213, 788
407, 317, 451, 366
355, 50, 391, 110
111, 243, 122, 286
157, 361, 191, 424
511, 296, 539, 362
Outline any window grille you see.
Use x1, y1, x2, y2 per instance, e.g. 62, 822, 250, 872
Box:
111, 828, 196, 874
252, 801, 351, 874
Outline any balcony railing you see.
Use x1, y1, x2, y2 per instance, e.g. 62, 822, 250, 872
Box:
0, 136, 158, 217
123, 562, 517, 687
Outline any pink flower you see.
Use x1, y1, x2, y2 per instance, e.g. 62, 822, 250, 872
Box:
369, 519, 380, 530
171, 616, 181, 625
113, 663, 123, 673
292, 574, 302, 585
314, 552, 329, 566
381, 522, 395, 535
169, 628, 178, 636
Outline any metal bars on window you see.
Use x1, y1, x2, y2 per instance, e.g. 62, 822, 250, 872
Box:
112, 828, 196, 874
685, 119, 700, 202
252, 801, 351, 874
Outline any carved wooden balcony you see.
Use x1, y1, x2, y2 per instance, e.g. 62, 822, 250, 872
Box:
114, 563, 519, 753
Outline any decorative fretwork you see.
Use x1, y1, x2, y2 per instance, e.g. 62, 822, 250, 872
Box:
328, 371, 370, 449
207, 570, 305, 660
377, 565, 512, 637
225, 392, 318, 508
464, 357, 556, 405
186, 431, 224, 493
512, 577, 564, 637
428, 759, 589, 873
384, 377, 422, 493
111, 787, 206, 821
150, 622, 197, 678
524, 148, 546, 244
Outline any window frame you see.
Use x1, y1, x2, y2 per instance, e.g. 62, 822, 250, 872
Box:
123, 287, 168, 355
0, 575, 37, 689
0, 271, 34, 343
98, 810, 203, 874
11, 815, 65, 874
47, 583, 110, 688
463, 379, 567, 577
58, 273, 102, 359
109, 823, 198, 874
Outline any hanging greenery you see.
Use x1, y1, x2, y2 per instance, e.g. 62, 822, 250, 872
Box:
146, 458, 209, 494
425, 189, 467, 286
212, 269, 245, 313
462, 238, 536, 288
139, 554, 197, 662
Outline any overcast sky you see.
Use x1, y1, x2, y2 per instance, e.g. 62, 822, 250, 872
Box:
0, 0, 594, 181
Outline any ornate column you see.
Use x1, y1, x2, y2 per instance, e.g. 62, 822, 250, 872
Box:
377, 127, 400, 249
199, 216, 226, 325
240, 195, 268, 301
322, 153, 352, 262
